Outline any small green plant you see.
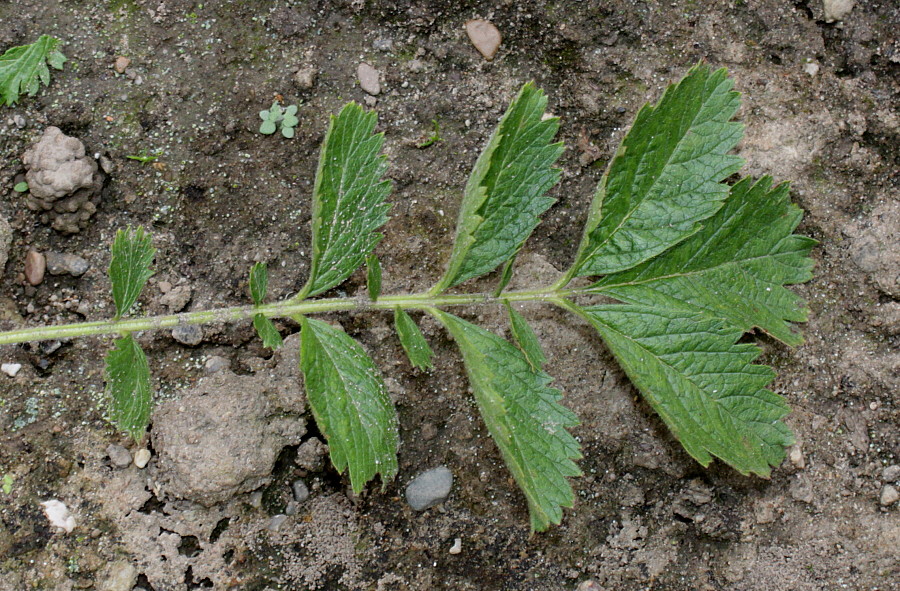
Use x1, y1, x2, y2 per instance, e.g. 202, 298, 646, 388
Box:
125, 149, 162, 163
2, 473, 13, 494
416, 118, 443, 148
259, 102, 299, 138
13, 181, 28, 193
0, 65, 815, 531
0, 35, 67, 107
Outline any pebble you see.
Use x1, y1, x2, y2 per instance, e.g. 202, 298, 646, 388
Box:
113, 56, 131, 74
576, 581, 604, 591
99, 561, 137, 591
0, 215, 11, 271
883, 465, 900, 482
249, 491, 264, 508
204, 355, 230, 374
13, 114, 26, 129
803, 62, 820, 76
284, 501, 299, 516
823, 0, 855, 22
268, 514, 288, 532
448, 537, 462, 554
357, 63, 381, 95
106, 444, 132, 469
172, 324, 203, 346
880, 485, 899, 506
373, 38, 393, 52
24, 250, 46, 286
1, 363, 21, 377
405, 466, 453, 511
788, 444, 805, 469
294, 65, 317, 90
465, 19, 502, 60
133, 449, 151, 469
45, 252, 90, 277
292, 479, 310, 502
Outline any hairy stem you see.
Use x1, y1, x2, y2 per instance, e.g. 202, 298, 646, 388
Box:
0, 287, 581, 346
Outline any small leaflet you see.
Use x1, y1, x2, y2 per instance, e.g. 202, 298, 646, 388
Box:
0, 35, 66, 106
366, 253, 382, 301
253, 315, 283, 350
105, 334, 152, 441
249, 262, 269, 305
393, 308, 433, 370
109, 226, 155, 318
506, 303, 546, 370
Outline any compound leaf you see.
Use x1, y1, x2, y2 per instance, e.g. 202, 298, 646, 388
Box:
299, 317, 399, 493
249, 262, 269, 305
432, 310, 581, 532
506, 303, 547, 370
105, 334, 152, 441
366, 253, 382, 301
431, 83, 563, 293
109, 226, 155, 318
0, 35, 66, 107
581, 304, 794, 476
394, 308, 433, 370
300, 103, 391, 298
253, 314, 283, 350
591, 177, 816, 346
569, 64, 744, 279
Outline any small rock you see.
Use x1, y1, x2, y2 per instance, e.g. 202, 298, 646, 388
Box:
883, 465, 900, 482
789, 444, 805, 469
292, 479, 309, 502
13, 114, 26, 129
106, 444, 132, 469
0, 215, 11, 271
294, 65, 317, 90
576, 581, 604, 591
133, 448, 151, 469
295, 437, 328, 472
204, 355, 230, 374
448, 537, 462, 554
373, 38, 393, 52
803, 62, 820, 76
40, 499, 76, 532
159, 284, 192, 312
880, 485, 899, 506
98, 154, 116, 174
113, 56, 131, 74
249, 491, 264, 508
405, 466, 453, 511
24, 251, 46, 286
268, 514, 288, 532
99, 561, 137, 591
45, 252, 90, 277
1, 363, 21, 377
465, 19, 502, 60
172, 324, 203, 346
823, 0, 855, 22
357, 63, 381, 96
284, 501, 299, 516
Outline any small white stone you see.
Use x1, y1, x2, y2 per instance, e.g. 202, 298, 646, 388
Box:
1, 363, 21, 377
465, 19, 502, 60
357, 63, 381, 96
823, 0, 855, 23
803, 62, 820, 76
789, 445, 805, 469
448, 537, 462, 554
133, 449, 151, 469
880, 485, 899, 506
40, 500, 75, 533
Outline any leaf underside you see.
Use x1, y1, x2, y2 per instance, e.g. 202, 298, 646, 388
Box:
0, 35, 66, 106
394, 308, 433, 370
433, 83, 563, 293
109, 227, 155, 318
105, 334, 152, 441
572, 64, 744, 277
299, 317, 399, 493
433, 310, 581, 532
592, 176, 816, 346
582, 304, 794, 476
301, 103, 391, 298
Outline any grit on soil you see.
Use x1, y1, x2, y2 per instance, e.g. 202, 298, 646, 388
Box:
0, 1, 898, 590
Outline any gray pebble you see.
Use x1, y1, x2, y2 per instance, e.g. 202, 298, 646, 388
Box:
45, 252, 90, 277
883, 465, 900, 482
292, 479, 309, 502
13, 114, 26, 129
880, 485, 899, 506
405, 466, 453, 511
373, 38, 393, 52
284, 501, 299, 516
204, 355, 230, 374
294, 65, 317, 90
172, 324, 203, 346
106, 444, 132, 469
268, 514, 288, 532
357, 63, 381, 96
99, 561, 137, 591
249, 491, 263, 508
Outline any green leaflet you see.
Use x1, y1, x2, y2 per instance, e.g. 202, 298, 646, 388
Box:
299, 317, 399, 493
249, 262, 269, 305
253, 315, 283, 350
431, 83, 563, 294
591, 177, 816, 346
109, 226, 155, 318
0, 35, 66, 106
366, 253, 382, 301
394, 308, 433, 370
105, 334, 152, 441
568, 64, 744, 279
432, 310, 581, 532
580, 304, 794, 476
299, 103, 391, 299
506, 303, 546, 370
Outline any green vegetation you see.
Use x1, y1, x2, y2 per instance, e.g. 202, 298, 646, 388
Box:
0, 35, 66, 106
259, 102, 299, 138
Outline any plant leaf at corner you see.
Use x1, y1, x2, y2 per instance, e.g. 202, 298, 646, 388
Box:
299, 317, 399, 493
105, 334, 152, 441
298, 103, 391, 298
432, 310, 581, 532
109, 226, 155, 318
0, 35, 66, 107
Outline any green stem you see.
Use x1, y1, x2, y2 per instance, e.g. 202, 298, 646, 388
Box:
0, 286, 581, 346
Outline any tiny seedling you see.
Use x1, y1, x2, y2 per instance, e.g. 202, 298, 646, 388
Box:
13, 181, 28, 193
259, 102, 299, 138
0, 35, 67, 107
125, 149, 162, 163
416, 118, 443, 148
0, 65, 815, 532
2, 473, 12, 495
